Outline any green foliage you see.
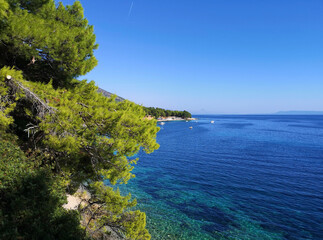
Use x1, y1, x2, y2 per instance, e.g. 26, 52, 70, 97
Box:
0, 134, 87, 239
0, 66, 159, 238
144, 107, 192, 119
122, 211, 151, 240
0, 134, 30, 190
1, 0, 98, 87
0, 66, 24, 130
0, 0, 9, 19
0, 1, 159, 238
81, 182, 150, 239
8, 0, 51, 13
17, 78, 159, 185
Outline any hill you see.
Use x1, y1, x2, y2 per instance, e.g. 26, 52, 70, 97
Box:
98, 88, 192, 118
98, 88, 125, 102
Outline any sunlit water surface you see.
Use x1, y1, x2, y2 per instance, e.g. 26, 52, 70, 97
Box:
119, 115, 323, 239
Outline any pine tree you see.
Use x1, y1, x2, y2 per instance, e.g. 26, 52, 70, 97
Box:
0, 1, 159, 239
0, 0, 98, 87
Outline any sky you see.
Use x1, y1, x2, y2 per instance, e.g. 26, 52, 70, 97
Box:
61, 0, 323, 114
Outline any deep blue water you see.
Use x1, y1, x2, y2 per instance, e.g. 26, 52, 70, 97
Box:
120, 115, 323, 239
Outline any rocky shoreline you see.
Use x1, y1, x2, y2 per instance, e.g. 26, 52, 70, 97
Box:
156, 117, 196, 122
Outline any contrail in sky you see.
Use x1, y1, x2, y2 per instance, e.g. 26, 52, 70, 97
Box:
128, 1, 134, 17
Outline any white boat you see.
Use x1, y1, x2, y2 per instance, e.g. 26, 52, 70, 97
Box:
189, 126, 193, 129
211, 121, 214, 124
159, 122, 165, 125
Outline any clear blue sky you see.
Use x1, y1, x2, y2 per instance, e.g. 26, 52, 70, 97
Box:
62, 0, 323, 114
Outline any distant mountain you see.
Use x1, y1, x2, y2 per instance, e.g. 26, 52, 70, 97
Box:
275, 111, 323, 115
98, 88, 125, 102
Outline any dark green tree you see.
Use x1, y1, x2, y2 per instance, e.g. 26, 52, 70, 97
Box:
182, 110, 192, 118
143, 106, 192, 119
0, 0, 97, 87
0, 134, 87, 239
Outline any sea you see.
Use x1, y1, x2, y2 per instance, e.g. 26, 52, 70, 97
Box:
120, 115, 323, 240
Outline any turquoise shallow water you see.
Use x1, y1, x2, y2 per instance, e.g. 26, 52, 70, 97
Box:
119, 115, 323, 239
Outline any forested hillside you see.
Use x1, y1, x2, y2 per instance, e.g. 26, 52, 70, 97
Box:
144, 107, 192, 119
0, 1, 159, 239
95, 90, 192, 118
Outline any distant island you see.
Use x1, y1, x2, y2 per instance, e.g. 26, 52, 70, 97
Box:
275, 111, 323, 115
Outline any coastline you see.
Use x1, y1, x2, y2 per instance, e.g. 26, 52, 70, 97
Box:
156, 117, 197, 122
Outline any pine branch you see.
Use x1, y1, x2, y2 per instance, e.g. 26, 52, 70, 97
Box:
6, 75, 56, 118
